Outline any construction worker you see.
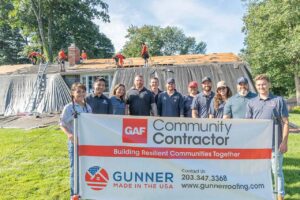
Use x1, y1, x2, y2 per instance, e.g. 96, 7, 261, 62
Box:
28, 51, 43, 65
81, 50, 87, 61
141, 42, 149, 67
113, 52, 126, 68
58, 49, 67, 72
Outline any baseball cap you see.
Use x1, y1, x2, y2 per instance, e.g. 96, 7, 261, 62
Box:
167, 78, 175, 84
217, 81, 227, 89
237, 77, 248, 84
201, 76, 212, 83
188, 81, 198, 88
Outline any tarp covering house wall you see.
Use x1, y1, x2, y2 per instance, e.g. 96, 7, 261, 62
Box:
110, 63, 255, 95
0, 74, 71, 116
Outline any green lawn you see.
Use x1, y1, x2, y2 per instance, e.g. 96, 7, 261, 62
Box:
0, 126, 299, 200
289, 113, 300, 127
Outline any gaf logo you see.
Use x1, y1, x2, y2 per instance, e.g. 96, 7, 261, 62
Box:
122, 118, 148, 143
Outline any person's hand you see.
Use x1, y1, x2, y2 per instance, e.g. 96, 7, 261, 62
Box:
279, 142, 288, 153
67, 133, 74, 142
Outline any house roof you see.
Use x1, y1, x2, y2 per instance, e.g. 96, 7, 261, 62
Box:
0, 53, 242, 75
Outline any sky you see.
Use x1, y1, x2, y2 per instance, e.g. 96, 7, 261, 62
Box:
94, 0, 248, 54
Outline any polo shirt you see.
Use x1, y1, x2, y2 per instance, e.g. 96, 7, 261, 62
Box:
245, 93, 289, 147
126, 87, 155, 116
224, 91, 257, 118
209, 100, 226, 119
86, 93, 112, 114
191, 91, 215, 118
157, 91, 184, 117
110, 96, 126, 115
183, 95, 195, 117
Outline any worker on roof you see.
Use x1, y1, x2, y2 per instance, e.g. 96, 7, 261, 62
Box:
141, 42, 149, 67
113, 52, 126, 68
81, 50, 87, 61
28, 51, 43, 65
58, 49, 67, 72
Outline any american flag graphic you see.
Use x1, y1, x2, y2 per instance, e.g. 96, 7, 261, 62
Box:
85, 166, 109, 191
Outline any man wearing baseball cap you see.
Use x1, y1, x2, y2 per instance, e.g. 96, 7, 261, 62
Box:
223, 76, 257, 119
183, 81, 199, 117
157, 78, 184, 117
191, 76, 215, 118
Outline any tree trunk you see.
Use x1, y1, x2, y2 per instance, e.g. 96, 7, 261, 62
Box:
295, 71, 300, 106
47, 14, 53, 62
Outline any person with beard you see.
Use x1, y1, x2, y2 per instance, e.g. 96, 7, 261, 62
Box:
245, 74, 289, 200
150, 77, 163, 104
209, 81, 232, 119
126, 75, 157, 116
191, 77, 215, 118
183, 81, 199, 117
157, 78, 184, 117
86, 77, 112, 114
223, 77, 257, 119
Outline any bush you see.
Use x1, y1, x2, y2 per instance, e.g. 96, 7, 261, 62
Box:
291, 106, 300, 114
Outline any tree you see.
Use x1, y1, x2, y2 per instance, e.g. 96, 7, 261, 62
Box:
122, 25, 206, 57
243, 0, 300, 105
9, 0, 112, 62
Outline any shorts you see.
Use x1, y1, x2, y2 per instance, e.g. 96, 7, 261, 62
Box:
142, 52, 149, 59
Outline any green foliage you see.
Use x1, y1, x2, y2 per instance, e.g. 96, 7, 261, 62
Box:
242, 0, 300, 97
4, 0, 114, 63
0, 126, 299, 199
122, 25, 206, 57
290, 107, 300, 114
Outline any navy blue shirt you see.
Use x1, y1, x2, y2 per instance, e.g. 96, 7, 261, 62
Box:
209, 100, 226, 119
224, 91, 257, 118
157, 91, 184, 117
245, 93, 289, 148
86, 93, 112, 114
183, 95, 195, 117
110, 96, 126, 115
191, 91, 215, 118
126, 87, 155, 116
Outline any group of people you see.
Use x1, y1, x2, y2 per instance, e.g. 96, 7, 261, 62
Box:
60, 74, 289, 200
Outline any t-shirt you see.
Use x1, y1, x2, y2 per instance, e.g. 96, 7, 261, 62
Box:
157, 91, 183, 117
183, 95, 195, 117
209, 100, 226, 119
191, 91, 215, 118
125, 87, 155, 116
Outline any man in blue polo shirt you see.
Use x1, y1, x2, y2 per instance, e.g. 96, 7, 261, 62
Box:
223, 76, 257, 119
126, 75, 157, 116
157, 78, 183, 117
246, 74, 289, 200
86, 77, 112, 114
191, 77, 215, 118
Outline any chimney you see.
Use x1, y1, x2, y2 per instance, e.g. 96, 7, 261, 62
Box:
68, 43, 80, 66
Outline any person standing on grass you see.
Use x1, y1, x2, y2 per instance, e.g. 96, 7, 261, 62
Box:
60, 83, 92, 198
86, 77, 112, 114
183, 81, 199, 117
191, 77, 215, 118
245, 74, 289, 200
209, 81, 232, 119
157, 78, 184, 117
110, 84, 126, 115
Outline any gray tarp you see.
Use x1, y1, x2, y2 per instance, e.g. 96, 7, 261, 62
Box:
110, 63, 255, 95
0, 74, 71, 116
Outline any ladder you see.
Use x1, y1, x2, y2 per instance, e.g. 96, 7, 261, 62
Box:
25, 62, 48, 114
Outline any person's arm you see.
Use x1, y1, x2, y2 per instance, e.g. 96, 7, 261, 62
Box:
60, 105, 74, 142
60, 126, 74, 142
191, 97, 199, 118
192, 109, 198, 118
223, 99, 232, 119
244, 102, 253, 119
179, 95, 184, 117
125, 104, 129, 115
279, 117, 289, 153
157, 94, 162, 116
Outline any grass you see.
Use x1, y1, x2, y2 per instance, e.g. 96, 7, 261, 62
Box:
289, 113, 300, 127
0, 126, 299, 200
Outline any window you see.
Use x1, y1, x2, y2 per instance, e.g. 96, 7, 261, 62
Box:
80, 74, 112, 95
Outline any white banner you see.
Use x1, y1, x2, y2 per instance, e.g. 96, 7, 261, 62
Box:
77, 113, 274, 200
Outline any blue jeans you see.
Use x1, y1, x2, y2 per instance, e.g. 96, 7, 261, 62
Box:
271, 152, 285, 196
68, 140, 74, 197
